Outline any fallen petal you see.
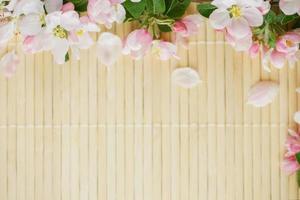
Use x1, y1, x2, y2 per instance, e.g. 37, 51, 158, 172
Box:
294, 111, 300, 124
97, 32, 122, 67
0, 51, 19, 78
247, 81, 279, 107
172, 67, 201, 88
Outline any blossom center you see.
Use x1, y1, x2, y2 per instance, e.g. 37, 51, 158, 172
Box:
286, 40, 294, 47
40, 15, 46, 26
53, 25, 67, 39
229, 5, 242, 18
76, 29, 84, 37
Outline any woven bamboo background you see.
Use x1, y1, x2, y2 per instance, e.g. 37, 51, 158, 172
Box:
0, 5, 299, 200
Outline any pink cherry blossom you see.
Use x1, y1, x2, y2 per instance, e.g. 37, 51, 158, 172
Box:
23, 35, 45, 53
44, 10, 81, 64
123, 29, 153, 59
257, 0, 271, 15
173, 15, 203, 37
276, 32, 300, 60
264, 32, 300, 68
282, 156, 300, 175
87, 0, 125, 29
225, 30, 253, 51
284, 130, 300, 157
269, 49, 286, 68
249, 42, 260, 58
173, 15, 203, 47
209, 0, 264, 39
61, 2, 75, 13
279, 0, 300, 16
0, 51, 19, 78
282, 130, 300, 175
152, 40, 179, 61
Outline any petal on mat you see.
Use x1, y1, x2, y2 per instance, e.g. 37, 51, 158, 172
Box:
247, 81, 279, 107
172, 67, 201, 88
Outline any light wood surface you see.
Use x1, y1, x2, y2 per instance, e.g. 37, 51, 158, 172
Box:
0, 12, 299, 200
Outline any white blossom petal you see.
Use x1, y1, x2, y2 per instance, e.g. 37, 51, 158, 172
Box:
51, 38, 69, 64
45, 0, 63, 13
172, 67, 201, 88
209, 9, 231, 30
61, 11, 80, 31
19, 14, 42, 36
247, 81, 279, 107
0, 21, 15, 44
0, 51, 19, 78
294, 111, 300, 124
97, 32, 122, 67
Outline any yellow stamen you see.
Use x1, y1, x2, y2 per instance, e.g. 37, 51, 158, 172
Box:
286, 40, 294, 47
229, 5, 242, 18
53, 25, 67, 39
40, 15, 46, 26
152, 46, 161, 56
76, 29, 84, 37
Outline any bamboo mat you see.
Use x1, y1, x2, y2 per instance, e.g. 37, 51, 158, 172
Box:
0, 9, 300, 200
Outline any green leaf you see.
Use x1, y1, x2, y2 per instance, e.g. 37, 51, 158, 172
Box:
267, 30, 276, 48
197, 2, 217, 18
296, 152, 300, 164
165, 0, 192, 19
65, 52, 70, 62
264, 10, 277, 24
276, 13, 299, 25
123, 0, 146, 19
63, 0, 88, 12
158, 24, 172, 32
293, 19, 300, 29
146, 0, 166, 14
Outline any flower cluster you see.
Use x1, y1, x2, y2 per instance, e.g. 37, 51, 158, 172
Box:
282, 130, 300, 176
0, 0, 299, 189
198, 0, 300, 70
0, 0, 205, 76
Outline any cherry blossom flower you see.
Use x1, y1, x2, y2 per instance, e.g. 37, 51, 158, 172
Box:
173, 15, 203, 37
263, 32, 300, 69
257, 0, 271, 15
209, 0, 264, 39
0, 51, 19, 78
87, 0, 125, 29
123, 29, 153, 59
225, 30, 253, 51
282, 130, 300, 175
69, 16, 100, 60
173, 14, 203, 47
276, 32, 300, 63
44, 10, 81, 64
279, 0, 300, 16
97, 32, 122, 66
249, 42, 260, 58
282, 156, 300, 175
23, 33, 49, 53
151, 40, 179, 60
16, 0, 45, 37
